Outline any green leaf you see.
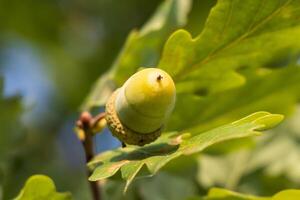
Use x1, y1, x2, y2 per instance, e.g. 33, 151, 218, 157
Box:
204, 188, 267, 200
168, 66, 300, 133
273, 190, 300, 200
245, 107, 300, 183
81, 0, 192, 110
196, 108, 300, 191
88, 112, 283, 191
14, 175, 72, 200
159, 0, 300, 94
200, 188, 300, 200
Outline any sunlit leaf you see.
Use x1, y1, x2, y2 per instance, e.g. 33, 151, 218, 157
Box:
199, 188, 300, 200
14, 175, 72, 200
88, 112, 283, 191
159, 0, 300, 94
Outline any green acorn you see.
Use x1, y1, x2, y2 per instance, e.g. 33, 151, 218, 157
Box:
105, 68, 176, 146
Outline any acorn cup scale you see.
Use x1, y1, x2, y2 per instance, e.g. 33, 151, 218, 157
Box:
105, 68, 176, 146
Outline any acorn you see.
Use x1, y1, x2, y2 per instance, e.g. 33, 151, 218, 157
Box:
105, 68, 176, 146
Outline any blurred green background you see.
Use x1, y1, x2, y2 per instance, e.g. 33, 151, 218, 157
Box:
1, 0, 300, 200
0, 0, 214, 199
0, 0, 165, 198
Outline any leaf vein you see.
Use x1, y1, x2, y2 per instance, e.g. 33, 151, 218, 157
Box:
174, 0, 293, 81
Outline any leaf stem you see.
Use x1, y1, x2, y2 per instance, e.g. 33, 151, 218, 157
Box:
77, 112, 106, 200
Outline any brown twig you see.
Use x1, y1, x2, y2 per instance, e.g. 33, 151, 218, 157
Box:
77, 111, 106, 200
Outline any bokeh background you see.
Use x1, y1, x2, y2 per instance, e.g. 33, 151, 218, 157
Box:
0, 0, 214, 199
1, 0, 300, 200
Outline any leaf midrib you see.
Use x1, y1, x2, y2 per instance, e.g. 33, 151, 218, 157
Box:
173, 0, 293, 81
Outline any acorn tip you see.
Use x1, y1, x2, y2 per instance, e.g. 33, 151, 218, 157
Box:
157, 74, 163, 81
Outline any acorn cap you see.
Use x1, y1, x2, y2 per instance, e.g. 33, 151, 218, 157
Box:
105, 90, 162, 146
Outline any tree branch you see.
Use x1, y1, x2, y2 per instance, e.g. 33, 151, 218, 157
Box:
76, 112, 106, 200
